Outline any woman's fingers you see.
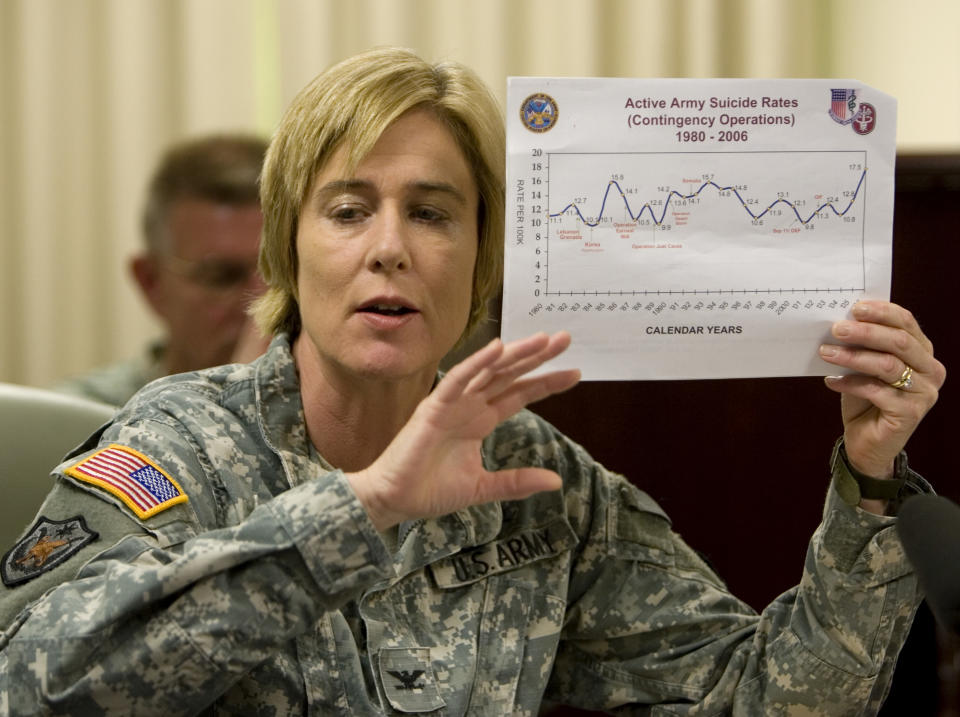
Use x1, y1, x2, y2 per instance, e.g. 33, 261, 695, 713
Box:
473, 466, 564, 505
468, 332, 572, 398
820, 301, 945, 391
434, 336, 506, 401
490, 369, 582, 420
441, 332, 571, 401
820, 342, 932, 391
851, 300, 933, 353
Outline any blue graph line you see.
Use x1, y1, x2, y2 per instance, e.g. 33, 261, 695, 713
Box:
549, 169, 867, 227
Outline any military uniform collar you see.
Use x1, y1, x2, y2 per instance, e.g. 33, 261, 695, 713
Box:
253, 334, 316, 491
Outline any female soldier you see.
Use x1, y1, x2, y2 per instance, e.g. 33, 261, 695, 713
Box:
0, 47, 944, 715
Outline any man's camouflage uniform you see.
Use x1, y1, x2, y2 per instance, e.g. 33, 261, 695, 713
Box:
0, 336, 928, 715
54, 341, 167, 407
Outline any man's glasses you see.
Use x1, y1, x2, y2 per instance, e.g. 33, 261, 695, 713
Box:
161, 254, 261, 294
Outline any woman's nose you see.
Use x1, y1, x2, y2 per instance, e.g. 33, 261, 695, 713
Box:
367, 210, 411, 272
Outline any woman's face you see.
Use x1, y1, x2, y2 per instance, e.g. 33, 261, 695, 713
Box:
294, 109, 479, 384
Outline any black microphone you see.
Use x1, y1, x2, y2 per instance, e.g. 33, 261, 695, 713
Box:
897, 494, 960, 633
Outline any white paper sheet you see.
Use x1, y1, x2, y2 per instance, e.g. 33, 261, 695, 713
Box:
501, 78, 896, 379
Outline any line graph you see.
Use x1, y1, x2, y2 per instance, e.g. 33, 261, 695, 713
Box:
543, 150, 867, 296
550, 168, 866, 228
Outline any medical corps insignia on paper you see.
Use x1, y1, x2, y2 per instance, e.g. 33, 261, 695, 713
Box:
64, 443, 188, 520
829, 88, 877, 135
2, 516, 98, 586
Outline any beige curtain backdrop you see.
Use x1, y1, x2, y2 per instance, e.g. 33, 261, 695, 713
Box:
2, 0, 958, 388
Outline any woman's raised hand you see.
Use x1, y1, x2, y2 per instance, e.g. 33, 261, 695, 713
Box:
347, 332, 581, 531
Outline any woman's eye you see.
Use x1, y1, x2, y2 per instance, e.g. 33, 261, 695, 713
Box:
330, 205, 366, 222
412, 206, 447, 223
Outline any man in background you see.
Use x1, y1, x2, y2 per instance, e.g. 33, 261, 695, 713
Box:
56, 134, 269, 406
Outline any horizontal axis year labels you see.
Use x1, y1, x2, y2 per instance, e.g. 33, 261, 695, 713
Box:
540, 287, 864, 296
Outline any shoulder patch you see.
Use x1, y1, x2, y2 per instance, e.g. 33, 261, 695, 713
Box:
64, 443, 188, 520
2, 515, 98, 586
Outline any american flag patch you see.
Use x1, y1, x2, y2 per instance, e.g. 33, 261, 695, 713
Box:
65, 444, 188, 519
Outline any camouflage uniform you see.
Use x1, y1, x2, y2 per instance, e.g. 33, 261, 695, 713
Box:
0, 336, 928, 715
54, 341, 166, 407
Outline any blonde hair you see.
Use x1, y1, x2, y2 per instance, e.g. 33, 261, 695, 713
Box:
253, 47, 504, 342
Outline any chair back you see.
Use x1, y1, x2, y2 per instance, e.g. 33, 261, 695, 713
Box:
0, 383, 116, 549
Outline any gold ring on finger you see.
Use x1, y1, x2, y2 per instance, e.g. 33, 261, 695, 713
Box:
889, 365, 914, 390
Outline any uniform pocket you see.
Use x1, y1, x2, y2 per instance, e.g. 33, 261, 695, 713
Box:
469, 575, 567, 713
608, 479, 676, 566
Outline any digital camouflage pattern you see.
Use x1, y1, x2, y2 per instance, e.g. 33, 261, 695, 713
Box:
53, 340, 166, 407
0, 336, 930, 715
